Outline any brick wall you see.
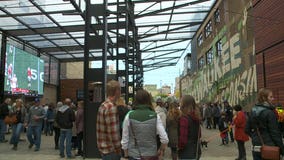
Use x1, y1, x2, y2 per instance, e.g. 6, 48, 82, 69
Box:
254, 0, 284, 104
60, 79, 83, 101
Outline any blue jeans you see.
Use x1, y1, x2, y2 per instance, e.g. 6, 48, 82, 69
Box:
10, 123, 23, 145
27, 125, 42, 149
60, 129, 72, 157
252, 151, 261, 160
46, 121, 54, 135
0, 119, 6, 142
102, 152, 120, 160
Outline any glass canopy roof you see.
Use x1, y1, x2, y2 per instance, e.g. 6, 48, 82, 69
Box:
0, 0, 216, 71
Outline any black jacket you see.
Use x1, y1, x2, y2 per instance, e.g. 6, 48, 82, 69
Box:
0, 102, 9, 119
55, 105, 75, 129
245, 103, 284, 155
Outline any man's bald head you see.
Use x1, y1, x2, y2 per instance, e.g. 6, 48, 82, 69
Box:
64, 98, 72, 106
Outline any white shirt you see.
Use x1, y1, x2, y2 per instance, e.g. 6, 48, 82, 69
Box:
121, 114, 169, 150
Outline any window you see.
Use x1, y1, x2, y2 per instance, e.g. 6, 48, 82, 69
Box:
216, 39, 222, 56
214, 9, 220, 23
206, 48, 213, 64
197, 34, 203, 46
198, 56, 205, 69
205, 21, 212, 37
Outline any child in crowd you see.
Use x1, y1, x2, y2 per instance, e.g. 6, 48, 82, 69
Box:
218, 112, 228, 145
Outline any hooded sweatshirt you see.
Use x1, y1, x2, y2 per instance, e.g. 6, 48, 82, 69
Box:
56, 105, 75, 129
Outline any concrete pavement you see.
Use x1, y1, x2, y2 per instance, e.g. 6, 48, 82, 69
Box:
0, 126, 253, 160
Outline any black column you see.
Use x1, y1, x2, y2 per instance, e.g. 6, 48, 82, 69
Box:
0, 33, 7, 102
84, 0, 108, 158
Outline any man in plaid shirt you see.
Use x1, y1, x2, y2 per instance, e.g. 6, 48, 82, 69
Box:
96, 80, 121, 160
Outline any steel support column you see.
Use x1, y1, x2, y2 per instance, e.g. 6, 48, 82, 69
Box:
0, 33, 7, 102
83, 0, 108, 158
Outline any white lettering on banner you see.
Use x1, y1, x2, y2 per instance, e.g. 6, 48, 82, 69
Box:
222, 41, 230, 74
227, 65, 257, 105
183, 32, 256, 105
31, 69, 37, 80
230, 33, 241, 70
31, 69, 44, 82
40, 72, 44, 82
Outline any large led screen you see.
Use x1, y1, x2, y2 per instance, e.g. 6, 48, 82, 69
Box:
4, 44, 44, 96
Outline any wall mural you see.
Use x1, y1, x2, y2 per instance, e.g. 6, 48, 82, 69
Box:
182, 1, 256, 109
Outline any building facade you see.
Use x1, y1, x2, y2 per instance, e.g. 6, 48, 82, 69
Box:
181, 0, 256, 108
181, 0, 284, 108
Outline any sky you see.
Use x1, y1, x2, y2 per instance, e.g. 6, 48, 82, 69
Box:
143, 58, 184, 91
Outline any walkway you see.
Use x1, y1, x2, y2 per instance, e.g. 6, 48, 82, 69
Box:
0, 126, 253, 160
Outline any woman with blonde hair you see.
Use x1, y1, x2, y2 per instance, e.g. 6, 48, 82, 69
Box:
166, 101, 181, 160
10, 98, 26, 150
178, 95, 201, 160
245, 88, 284, 160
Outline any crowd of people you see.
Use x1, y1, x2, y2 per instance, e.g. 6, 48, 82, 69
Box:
1, 80, 284, 160
96, 80, 284, 160
0, 97, 84, 159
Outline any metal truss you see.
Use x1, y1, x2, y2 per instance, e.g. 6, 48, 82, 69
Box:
0, 0, 214, 77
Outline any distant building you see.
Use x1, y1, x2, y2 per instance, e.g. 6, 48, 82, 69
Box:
144, 84, 159, 97
175, 77, 180, 98
160, 85, 171, 95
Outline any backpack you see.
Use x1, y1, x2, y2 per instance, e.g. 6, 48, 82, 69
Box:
249, 108, 266, 129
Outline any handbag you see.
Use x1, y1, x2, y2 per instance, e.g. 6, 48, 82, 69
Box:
4, 114, 17, 124
130, 121, 159, 160
256, 128, 280, 160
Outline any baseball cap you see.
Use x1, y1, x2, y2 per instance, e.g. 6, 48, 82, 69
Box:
34, 98, 40, 103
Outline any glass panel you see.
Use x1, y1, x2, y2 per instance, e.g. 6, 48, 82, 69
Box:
52, 39, 79, 46
216, 39, 222, 57
198, 56, 204, 69
43, 3, 75, 12
6, 4, 40, 14
30, 41, 56, 48
50, 57, 58, 85
214, 9, 221, 23
73, 54, 84, 58
54, 54, 73, 59
49, 14, 84, 26
43, 33, 68, 39
205, 20, 212, 37
0, 17, 22, 28
206, 48, 213, 64
40, 54, 50, 83
18, 35, 44, 41
197, 34, 203, 46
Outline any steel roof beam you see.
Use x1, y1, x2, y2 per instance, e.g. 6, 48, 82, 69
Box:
0, 9, 77, 17
6, 21, 200, 36
28, 0, 84, 51
142, 39, 189, 52
139, 23, 198, 39
0, 6, 75, 59
165, 0, 176, 40
143, 50, 182, 60
136, 0, 209, 18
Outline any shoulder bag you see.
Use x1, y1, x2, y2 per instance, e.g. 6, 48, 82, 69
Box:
256, 128, 280, 160
4, 114, 17, 124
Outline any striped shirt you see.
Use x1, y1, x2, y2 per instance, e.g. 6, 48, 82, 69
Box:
96, 99, 121, 154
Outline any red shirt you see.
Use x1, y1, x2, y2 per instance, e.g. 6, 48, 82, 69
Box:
27, 69, 32, 77
233, 111, 249, 141
96, 99, 121, 154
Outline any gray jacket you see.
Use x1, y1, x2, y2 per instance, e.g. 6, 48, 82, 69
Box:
25, 105, 45, 126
